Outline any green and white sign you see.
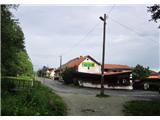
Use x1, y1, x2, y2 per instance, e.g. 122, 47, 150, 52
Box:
82, 62, 95, 67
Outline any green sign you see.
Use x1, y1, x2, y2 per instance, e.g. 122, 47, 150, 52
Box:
82, 62, 95, 67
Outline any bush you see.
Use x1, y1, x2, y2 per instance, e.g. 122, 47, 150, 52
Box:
1, 77, 17, 92
132, 64, 150, 80
61, 67, 77, 84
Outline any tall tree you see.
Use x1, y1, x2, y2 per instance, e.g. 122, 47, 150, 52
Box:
132, 64, 151, 80
148, 4, 160, 28
1, 5, 33, 76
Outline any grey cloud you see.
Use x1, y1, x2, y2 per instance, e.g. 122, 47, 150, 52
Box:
14, 5, 160, 71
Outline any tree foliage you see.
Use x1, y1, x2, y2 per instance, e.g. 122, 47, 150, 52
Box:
16, 51, 33, 76
61, 67, 77, 84
1, 5, 33, 76
148, 4, 160, 28
132, 64, 151, 80
37, 66, 48, 77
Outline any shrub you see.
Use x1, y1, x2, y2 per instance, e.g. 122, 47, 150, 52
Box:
132, 64, 151, 80
61, 67, 77, 84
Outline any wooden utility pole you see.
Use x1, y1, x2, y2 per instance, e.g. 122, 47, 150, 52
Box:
59, 56, 62, 79
60, 55, 62, 71
99, 14, 107, 95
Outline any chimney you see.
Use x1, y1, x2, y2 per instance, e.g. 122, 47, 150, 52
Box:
80, 55, 83, 58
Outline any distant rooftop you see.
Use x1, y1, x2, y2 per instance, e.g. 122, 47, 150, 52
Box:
104, 64, 131, 70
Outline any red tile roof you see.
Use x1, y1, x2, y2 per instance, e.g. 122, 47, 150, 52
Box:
62, 55, 100, 68
145, 70, 160, 80
150, 70, 159, 76
57, 55, 131, 72
147, 75, 160, 79
63, 56, 86, 68
104, 64, 131, 69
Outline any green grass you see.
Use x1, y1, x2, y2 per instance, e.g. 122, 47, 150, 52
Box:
123, 100, 160, 116
1, 77, 67, 116
17, 75, 33, 80
2, 76, 33, 80
96, 94, 110, 98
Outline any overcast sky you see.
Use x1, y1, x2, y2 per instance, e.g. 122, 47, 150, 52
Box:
13, 5, 160, 71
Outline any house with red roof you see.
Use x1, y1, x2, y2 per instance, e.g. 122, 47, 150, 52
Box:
59, 55, 101, 73
56, 55, 132, 89
58, 55, 132, 73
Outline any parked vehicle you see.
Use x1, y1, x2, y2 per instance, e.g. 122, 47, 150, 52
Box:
133, 79, 160, 91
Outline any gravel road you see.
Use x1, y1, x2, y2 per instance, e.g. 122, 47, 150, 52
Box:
38, 78, 160, 116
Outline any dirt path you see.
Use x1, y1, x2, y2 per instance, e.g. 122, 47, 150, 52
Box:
58, 92, 133, 116
38, 78, 160, 116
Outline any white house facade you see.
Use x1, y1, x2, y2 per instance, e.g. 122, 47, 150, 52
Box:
78, 57, 101, 73
46, 68, 55, 79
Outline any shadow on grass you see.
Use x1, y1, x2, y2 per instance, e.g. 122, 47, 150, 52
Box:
96, 94, 110, 98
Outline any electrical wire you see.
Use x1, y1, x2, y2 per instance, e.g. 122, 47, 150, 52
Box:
60, 22, 100, 56
110, 17, 159, 44
107, 5, 116, 15
60, 5, 117, 57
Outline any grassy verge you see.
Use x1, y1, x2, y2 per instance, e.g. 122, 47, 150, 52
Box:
123, 100, 160, 116
1, 77, 67, 116
96, 94, 110, 98
2, 76, 33, 80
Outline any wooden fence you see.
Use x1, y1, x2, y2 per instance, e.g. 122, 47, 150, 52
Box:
1, 77, 41, 90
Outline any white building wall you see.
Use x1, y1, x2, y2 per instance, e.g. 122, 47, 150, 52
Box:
78, 57, 101, 73
78, 81, 133, 90
50, 71, 55, 78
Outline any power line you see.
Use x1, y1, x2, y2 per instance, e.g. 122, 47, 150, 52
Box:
107, 21, 159, 52
107, 4, 116, 15
110, 17, 159, 44
60, 22, 100, 56
60, 5, 116, 57
106, 5, 158, 44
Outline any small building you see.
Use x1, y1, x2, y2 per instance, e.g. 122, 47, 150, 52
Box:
46, 68, 55, 79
